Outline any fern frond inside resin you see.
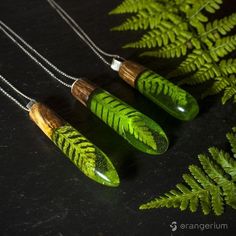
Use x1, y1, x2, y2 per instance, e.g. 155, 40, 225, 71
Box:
52, 123, 120, 186
88, 89, 169, 155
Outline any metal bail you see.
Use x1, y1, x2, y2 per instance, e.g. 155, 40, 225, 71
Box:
111, 58, 123, 72
26, 99, 37, 110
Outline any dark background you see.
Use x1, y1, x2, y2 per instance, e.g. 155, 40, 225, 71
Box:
0, 0, 235, 235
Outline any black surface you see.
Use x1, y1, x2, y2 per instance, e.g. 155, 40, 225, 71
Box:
0, 1, 235, 236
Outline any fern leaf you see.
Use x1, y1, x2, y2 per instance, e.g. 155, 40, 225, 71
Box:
111, 13, 161, 31
210, 35, 236, 61
110, 0, 235, 104
141, 40, 190, 58
187, 0, 223, 21
139, 128, 236, 215
222, 84, 236, 104
175, 49, 213, 75
198, 154, 236, 209
202, 77, 229, 97
209, 147, 236, 181
109, 0, 159, 15
227, 130, 236, 159
124, 21, 191, 48
220, 59, 236, 75
180, 63, 221, 85
136, 70, 188, 106
200, 13, 236, 42
88, 89, 168, 154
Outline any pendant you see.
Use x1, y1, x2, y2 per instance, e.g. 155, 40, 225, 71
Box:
28, 102, 120, 187
71, 79, 169, 155
113, 60, 199, 121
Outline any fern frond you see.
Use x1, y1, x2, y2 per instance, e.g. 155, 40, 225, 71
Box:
139, 128, 236, 215
110, 0, 235, 104
111, 13, 161, 31
222, 84, 236, 104
88, 90, 168, 154
180, 63, 220, 85
227, 130, 236, 159
198, 154, 236, 209
220, 59, 236, 75
202, 78, 229, 97
176, 49, 213, 75
187, 0, 223, 20
124, 22, 190, 48
109, 0, 160, 15
200, 13, 236, 42
210, 35, 236, 61
209, 147, 236, 181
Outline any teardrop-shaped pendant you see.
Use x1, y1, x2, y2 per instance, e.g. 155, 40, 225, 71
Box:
71, 79, 169, 155
29, 102, 120, 187
116, 60, 199, 121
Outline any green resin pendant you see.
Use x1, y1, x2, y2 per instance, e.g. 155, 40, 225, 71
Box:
29, 102, 120, 187
118, 61, 199, 121
71, 80, 169, 155
88, 90, 169, 155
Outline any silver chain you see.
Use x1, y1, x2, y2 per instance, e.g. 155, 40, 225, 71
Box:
47, 0, 124, 66
0, 20, 79, 88
0, 74, 35, 112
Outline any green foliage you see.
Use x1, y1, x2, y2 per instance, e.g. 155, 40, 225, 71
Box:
137, 70, 188, 106
139, 127, 236, 216
51, 123, 120, 187
88, 89, 169, 155
110, 0, 236, 104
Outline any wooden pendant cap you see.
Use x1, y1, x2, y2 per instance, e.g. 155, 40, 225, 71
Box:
71, 79, 98, 107
29, 102, 65, 138
118, 60, 146, 87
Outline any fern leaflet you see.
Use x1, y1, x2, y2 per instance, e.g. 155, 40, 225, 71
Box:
139, 127, 236, 215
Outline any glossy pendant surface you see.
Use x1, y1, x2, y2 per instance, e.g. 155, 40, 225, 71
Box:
71, 80, 169, 155
29, 102, 120, 187
118, 61, 199, 121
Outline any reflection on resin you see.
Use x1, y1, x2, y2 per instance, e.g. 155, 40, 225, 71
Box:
88, 89, 169, 155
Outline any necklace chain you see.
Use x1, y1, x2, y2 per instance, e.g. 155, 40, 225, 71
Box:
0, 20, 80, 88
47, 0, 124, 66
0, 74, 34, 112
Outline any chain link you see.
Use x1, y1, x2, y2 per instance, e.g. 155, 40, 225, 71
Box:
0, 74, 35, 112
47, 0, 124, 66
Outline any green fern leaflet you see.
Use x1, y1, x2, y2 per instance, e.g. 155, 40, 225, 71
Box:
51, 123, 120, 187
136, 70, 199, 120
110, 0, 236, 104
88, 89, 169, 155
139, 127, 236, 215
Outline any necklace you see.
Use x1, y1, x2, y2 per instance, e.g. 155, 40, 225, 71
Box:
0, 20, 169, 155
47, 0, 199, 121
0, 74, 120, 187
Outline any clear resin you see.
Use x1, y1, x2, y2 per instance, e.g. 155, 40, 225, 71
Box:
51, 123, 120, 187
88, 89, 169, 155
136, 70, 199, 121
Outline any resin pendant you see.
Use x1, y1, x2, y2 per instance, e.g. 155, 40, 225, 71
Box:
29, 102, 120, 187
117, 60, 199, 121
71, 79, 169, 155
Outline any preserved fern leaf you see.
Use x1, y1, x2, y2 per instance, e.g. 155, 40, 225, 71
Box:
136, 70, 199, 121
139, 127, 236, 215
51, 124, 120, 187
29, 102, 119, 187
88, 89, 169, 155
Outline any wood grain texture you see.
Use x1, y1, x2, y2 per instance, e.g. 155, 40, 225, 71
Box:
118, 60, 146, 87
29, 102, 65, 138
71, 79, 98, 107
